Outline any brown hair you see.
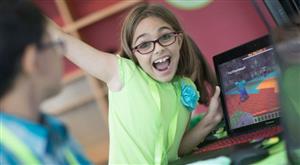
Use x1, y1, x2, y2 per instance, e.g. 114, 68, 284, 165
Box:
119, 3, 216, 105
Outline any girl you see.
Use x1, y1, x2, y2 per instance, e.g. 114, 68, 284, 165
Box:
51, 3, 223, 164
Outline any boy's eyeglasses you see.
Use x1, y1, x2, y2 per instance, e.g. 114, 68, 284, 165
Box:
37, 40, 66, 55
132, 32, 181, 55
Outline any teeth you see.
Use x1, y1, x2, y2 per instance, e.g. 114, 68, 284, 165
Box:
154, 56, 170, 64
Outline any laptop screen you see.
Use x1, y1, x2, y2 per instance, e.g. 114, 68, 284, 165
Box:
214, 36, 281, 132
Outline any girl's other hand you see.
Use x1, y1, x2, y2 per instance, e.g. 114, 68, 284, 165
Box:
206, 86, 223, 126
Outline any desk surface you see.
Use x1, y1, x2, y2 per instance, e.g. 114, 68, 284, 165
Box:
171, 141, 287, 165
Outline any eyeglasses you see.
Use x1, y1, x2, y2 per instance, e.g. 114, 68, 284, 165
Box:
132, 32, 181, 55
37, 39, 66, 55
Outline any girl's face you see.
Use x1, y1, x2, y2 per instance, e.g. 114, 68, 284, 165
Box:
132, 17, 182, 82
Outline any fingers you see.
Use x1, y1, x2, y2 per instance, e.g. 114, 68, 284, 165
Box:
205, 86, 223, 123
46, 17, 64, 41
46, 17, 62, 30
208, 86, 220, 111
211, 86, 220, 101
217, 104, 224, 120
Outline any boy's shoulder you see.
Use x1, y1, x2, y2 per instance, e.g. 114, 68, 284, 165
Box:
0, 112, 67, 136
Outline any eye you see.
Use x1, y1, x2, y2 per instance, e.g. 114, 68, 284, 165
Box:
159, 33, 173, 42
137, 41, 152, 50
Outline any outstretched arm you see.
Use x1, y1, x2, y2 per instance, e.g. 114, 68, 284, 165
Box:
48, 21, 122, 91
178, 86, 223, 156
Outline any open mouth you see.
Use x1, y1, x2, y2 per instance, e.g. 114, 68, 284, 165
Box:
152, 56, 171, 72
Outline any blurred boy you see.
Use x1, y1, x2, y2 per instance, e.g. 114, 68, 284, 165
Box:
0, 0, 90, 164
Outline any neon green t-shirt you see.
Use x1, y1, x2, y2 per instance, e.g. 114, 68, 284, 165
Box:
108, 57, 197, 164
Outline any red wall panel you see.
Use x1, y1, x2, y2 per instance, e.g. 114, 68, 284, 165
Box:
148, 0, 275, 66
34, 0, 275, 78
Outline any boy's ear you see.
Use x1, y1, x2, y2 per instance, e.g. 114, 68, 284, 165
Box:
21, 44, 38, 75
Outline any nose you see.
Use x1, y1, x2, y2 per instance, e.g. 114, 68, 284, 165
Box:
153, 41, 165, 55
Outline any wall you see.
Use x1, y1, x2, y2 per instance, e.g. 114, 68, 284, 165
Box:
148, 0, 275, 65
35, 0, 275, 73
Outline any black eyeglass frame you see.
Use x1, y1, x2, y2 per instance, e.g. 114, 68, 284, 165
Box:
37, 39, 66, 54
132, 31, 182, 55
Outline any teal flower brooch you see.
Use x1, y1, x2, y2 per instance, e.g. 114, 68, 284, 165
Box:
180, 82, 200, 112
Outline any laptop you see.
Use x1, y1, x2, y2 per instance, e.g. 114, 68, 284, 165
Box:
196, 35, 282, 153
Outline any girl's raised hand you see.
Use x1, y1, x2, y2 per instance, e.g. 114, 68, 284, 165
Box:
46, 18, 120, 91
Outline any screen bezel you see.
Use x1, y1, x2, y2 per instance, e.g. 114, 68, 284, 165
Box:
213, 35, 280, 136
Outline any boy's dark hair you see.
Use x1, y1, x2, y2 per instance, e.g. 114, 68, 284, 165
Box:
0, 0, 46, 99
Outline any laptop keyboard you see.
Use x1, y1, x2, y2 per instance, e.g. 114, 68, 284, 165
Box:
194, 126, 282, 154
